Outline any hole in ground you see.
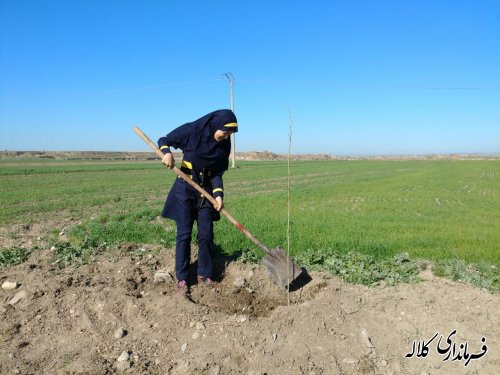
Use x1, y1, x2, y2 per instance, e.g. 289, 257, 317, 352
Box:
189, 267, 326, 318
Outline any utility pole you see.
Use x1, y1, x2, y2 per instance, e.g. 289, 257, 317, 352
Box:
224, 72, 236, 168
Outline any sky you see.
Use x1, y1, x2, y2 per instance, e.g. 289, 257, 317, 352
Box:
0, 0, 499, 155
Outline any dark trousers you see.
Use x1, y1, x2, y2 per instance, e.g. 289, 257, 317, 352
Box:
175, 205, 214, 281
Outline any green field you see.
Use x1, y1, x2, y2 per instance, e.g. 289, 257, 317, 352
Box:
1, 158, 499, 290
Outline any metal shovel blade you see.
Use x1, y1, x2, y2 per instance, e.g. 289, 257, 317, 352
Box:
261, 247, 302, 287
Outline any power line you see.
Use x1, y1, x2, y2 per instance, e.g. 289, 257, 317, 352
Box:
2, 77, 499, 102
236, 79, 500, 91
0, 79, 223, 101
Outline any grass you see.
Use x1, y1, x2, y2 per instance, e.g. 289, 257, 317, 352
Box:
296, 249, 424, 286
46, 208, 176, 268
68, 208, 176, 248
48, 240, 100, 268
1, 158, 498, 291
433, 259, 499, 292
218, 160, 499, 264
0, 246, 32, 267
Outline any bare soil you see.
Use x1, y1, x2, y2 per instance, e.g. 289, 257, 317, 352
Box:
1, 239, 499, 375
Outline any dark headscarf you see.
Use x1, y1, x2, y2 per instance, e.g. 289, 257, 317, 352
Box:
184, 109, 238, 171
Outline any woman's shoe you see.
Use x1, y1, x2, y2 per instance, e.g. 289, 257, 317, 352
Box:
177, 280, 188, 295
197, 275, 214, 286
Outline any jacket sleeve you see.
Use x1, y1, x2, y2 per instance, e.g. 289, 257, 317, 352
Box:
211, 171, 225, 199
157, 123, 191, 155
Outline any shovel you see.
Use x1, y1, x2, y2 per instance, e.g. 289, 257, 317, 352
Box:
134, 126, 302, 287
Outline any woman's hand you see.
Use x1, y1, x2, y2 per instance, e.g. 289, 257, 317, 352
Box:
162, 153, 175, 169
214, 196, 224, 212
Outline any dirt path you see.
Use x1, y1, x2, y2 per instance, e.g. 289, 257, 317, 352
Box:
1, 247, 498, 375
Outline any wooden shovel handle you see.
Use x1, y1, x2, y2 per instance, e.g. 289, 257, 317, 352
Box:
133, 126, 271, 255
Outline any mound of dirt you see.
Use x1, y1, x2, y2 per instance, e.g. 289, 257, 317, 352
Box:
1, 247, 498, 375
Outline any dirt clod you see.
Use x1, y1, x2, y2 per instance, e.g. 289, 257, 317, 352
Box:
154, 269, 173, 284
8, 290, 27, 305
117, 351, 130, 362
2, 281, 19, 290
114, 327, 127, 339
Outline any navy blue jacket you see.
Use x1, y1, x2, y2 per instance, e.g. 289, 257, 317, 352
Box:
158, 109, 238, 199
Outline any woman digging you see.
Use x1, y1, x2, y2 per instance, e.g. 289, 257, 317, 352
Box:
158, 109, 238, 295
